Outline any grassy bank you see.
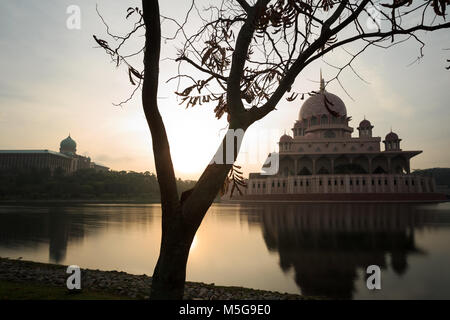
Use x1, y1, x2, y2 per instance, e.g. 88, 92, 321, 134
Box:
0, 280, 130, 300
0, 258, 306, 300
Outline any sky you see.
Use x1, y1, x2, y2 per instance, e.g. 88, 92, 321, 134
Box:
0, 0, 449, 180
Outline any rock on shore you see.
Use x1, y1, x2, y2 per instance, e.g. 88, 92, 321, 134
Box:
0, 257, 304, 300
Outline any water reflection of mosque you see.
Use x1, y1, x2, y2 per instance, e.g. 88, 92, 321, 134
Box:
0, 205, 154, 263
243, 204, 445, 299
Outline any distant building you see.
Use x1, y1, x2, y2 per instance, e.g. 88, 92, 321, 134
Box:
91, 162, 110, 173
0, 135, 109, 175
225, 74, 445, 202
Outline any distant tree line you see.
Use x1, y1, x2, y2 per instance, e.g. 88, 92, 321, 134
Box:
1, 167, 447, 201
0, 168, 197, 202
413, 168, 450, 188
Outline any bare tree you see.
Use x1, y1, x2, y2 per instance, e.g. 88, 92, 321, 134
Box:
94, 0, 450, 299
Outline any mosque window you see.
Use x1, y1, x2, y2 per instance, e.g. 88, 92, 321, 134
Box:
311, 116, 318, 126
328, 180, 332, 186
356, 180, 359, 186
272, 182, 275, 187
294, 181, 297, 186
300, 181, 303, 186
263, 183, 266, 188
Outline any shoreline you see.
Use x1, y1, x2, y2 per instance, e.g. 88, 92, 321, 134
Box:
0, 199, 161, 205
0, 257, 306, 300
0, 200, 225, 205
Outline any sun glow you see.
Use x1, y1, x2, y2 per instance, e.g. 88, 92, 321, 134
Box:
170, 132, 222, 180
173, 152, 208, 178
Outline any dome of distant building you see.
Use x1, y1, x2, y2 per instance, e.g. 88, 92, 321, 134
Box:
359, 119, 372, 128
385, 131, 399, 141
0, 135, 109, 175
60, 135, 77, 154
299, 91, 347, 120
279, 134, 293, 143
299, 75, 347, 120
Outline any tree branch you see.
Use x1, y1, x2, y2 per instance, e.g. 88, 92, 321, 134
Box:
142, 0, 180, 213
248, 6, 450, 124
176, 55, 228, 81
235, 0, 251, 13
227, 0, 270, 119
306, 21, 450, 66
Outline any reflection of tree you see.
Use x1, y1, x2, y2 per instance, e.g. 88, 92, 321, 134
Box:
0, 205, 155, 263
251, 204, 436, 299
47, 208, 73, 263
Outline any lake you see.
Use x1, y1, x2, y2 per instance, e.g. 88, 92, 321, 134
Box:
1, 202, 450, 299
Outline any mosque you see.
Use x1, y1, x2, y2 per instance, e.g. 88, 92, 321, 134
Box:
0, 135, 109, 174
229, 75, 445, 202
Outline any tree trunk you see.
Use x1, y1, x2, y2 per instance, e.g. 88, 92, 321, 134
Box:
150, 240, 191, 299
141, 1, 250, 300
149, 125, 246, 299
149, 208, 195, 300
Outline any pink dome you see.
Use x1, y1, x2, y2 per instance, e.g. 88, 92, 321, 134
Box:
299, 90, 347, 120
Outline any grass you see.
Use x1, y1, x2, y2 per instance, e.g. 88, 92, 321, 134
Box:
0, 280, 132, 300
